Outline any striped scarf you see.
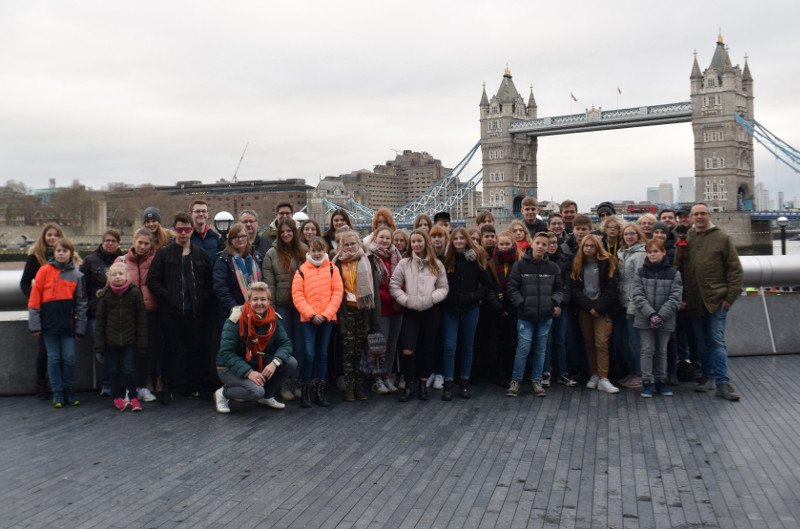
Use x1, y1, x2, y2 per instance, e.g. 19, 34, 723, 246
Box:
231, 253, 261, 298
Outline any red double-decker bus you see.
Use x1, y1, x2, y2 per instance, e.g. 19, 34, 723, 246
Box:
627, 203, 658, 215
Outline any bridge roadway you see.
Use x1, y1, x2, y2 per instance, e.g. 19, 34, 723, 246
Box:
2, 354, 799, 529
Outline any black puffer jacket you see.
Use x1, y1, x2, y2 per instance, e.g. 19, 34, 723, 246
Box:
568, 258, 622, 317
80, 244, 122, 318
146, 241, 212, 317
507, 250, 567, 323
444, 250, 495, 312
94, 284, 148, 353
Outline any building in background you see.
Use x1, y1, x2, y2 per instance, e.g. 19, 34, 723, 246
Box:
754, 182, 771, 210
647, 187, 659, 204
678, 177, 695, 204
777, 191, 785, 210
658, 180, 674, 205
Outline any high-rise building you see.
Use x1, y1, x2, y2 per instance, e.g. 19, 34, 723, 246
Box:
754, 182, 770, 211
690, 33, 755, 211
647, 187, 660, 204
658, 180, 674, 205
678, 177, 694, 204
777, 191, 785, 210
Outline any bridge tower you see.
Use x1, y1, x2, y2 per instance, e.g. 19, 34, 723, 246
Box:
479, 67, 538, 216
690, 33, 755, 211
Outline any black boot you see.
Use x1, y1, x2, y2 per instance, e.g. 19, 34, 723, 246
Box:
441, 380, 454, 401
459, 379, 471, 399
418, 380, 429, 401
399, 380, 415, 402
301, 383, 312, 408
315, 380, 330, 407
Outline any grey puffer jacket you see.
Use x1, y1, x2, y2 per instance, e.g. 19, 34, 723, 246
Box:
631, 259, 683, 332
617, 242, 647, 315
262, 246, 305, 307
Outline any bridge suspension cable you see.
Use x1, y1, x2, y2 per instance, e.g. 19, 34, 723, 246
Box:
735, 114, 800, 174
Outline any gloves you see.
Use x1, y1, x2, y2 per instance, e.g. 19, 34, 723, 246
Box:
649, 313, 664, 328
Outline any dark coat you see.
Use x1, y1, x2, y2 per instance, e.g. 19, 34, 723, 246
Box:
94, 285, 148, 353
507, 250, 567, 323
146, 241, 212, 317
568, 258, 622, 317
80, 244, 122, 318
190, 227, 222, 263
20, 250, 51, 298
444, 250, 493, 313
212, 251, 263, 323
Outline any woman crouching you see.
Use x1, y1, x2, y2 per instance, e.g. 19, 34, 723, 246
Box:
214, 282, 298, 413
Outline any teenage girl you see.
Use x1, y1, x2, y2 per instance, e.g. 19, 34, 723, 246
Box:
28, 238, 87, 408
390, 230, 449, 401
507, 219, 533, 256
292, 237, 343, 407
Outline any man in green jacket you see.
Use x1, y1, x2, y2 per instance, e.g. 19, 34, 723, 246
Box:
676, 203, 743, 401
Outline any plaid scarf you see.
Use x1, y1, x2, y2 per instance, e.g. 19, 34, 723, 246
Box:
232, 253, 261, 299
333, 248, 375, 309
367, 240, 401, 285
493, 246, 518, 291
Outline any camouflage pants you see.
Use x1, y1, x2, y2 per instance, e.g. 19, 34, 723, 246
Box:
341, 305, 366, 390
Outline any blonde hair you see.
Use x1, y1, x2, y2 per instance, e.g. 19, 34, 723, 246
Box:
247, 281, 271, 300
106, 261, 129, 279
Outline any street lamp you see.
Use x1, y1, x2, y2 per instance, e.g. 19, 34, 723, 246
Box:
777, 216, 789, 255
214, 211, 234, 237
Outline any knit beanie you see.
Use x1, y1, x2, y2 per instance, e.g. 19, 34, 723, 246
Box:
143, 206, 162, 224
652, 221, 670, 234
596, 201, 616, 217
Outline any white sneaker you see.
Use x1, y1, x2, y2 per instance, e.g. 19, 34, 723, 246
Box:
586, 375, 600, 389
426, 373, 436, 388
598, 378, 620, 394
383, 378, 398, 393
433, 374, 444, 390
214, 387, 230, 414
372, 380, 389, 394
397, 375, 406, 390
258, 397, 286, 409
137, 387, 157, 403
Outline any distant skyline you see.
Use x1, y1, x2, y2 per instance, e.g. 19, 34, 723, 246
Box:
1, 1, 798, 211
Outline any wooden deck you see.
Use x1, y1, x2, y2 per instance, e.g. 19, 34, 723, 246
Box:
1, 354, 799, 529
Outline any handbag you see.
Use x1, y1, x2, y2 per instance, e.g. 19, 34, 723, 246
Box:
359, 332, 387, 377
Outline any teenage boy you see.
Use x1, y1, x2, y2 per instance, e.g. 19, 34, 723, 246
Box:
548, 212, 576, 255
433, 211, 452, 232
189, 199, 221, 262
505, 232, 567, 397
263, 202, 294, 241
476, 210, 495, 228
572, 215, 593, 246
565, 214, 593, 380
479, 224, 497, 255
544, 232, 576, 387
560, 200, 578, 235
521, 196, 548, 236
147, 213, 213, 404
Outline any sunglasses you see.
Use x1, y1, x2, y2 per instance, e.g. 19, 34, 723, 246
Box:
174, 227, 193, 234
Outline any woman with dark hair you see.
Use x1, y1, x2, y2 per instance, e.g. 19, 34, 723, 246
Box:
323, 209, 353, 254
20, 222, 65, 399
213, 222, 263, 326
299, 219, 322, 247
262, 217, 306, 400
214, 282, 297, 413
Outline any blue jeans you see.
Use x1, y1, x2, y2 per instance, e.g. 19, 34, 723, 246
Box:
43, 333, 76, 393
441, 306, 480, 382
545, 313, 567, 376
275, 305, 304, 378
690, 308, 730, 385
104, 346, 137, 399
300, 321, 334, 383
513, 319, 553, 381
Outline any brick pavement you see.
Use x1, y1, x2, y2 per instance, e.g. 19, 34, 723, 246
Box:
1, 355, 799, 529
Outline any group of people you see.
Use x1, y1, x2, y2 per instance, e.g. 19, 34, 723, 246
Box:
23, 194, 743, 413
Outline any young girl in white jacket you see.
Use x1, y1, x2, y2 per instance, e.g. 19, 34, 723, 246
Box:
390, 230, 449, 402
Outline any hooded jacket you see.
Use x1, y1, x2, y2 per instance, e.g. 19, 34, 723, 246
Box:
116, 249, 157, 311
507, 249, 567, 323
28, 260, 88, 336
146, 241, 212, 317
80, 243, 122, 318
617, 241, 647, 314
443, 249, 493, 312
94, 284, 148, 352
631, 259, 683, 332
390, 253, 449, 312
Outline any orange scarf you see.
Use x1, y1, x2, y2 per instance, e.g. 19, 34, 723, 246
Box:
239, 301, 277, 371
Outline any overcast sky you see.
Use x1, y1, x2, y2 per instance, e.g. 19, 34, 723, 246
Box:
1, 0, 798, 210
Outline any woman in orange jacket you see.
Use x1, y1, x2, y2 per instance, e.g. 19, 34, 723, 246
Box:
292, 237, 343, 407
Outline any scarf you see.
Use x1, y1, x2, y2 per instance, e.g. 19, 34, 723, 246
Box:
109, 281, 131, 295
493, 246, 518, 290
231, 252, 261, 298
239, 301, 277, 371
306, 252, 327, 267
367, 240, 401, 285
333, 247, 375, 309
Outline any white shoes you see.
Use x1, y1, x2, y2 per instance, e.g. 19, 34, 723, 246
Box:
598, 378, 619, 394
383, 378, 398, 393
137, 387, 157, 403
214, 387, 230, 414
586, 375, 600, 389
258, 397, 286, 409
433, 374, 444, 390
426, 374, 435, 388
372, 380, 390, 394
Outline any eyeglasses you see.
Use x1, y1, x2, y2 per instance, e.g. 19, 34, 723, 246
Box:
192, 209, 208, 215
174, 227, 193, 234
232, 234, 248, 241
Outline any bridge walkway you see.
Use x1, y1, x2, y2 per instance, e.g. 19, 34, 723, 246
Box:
1, 354, 798, 529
